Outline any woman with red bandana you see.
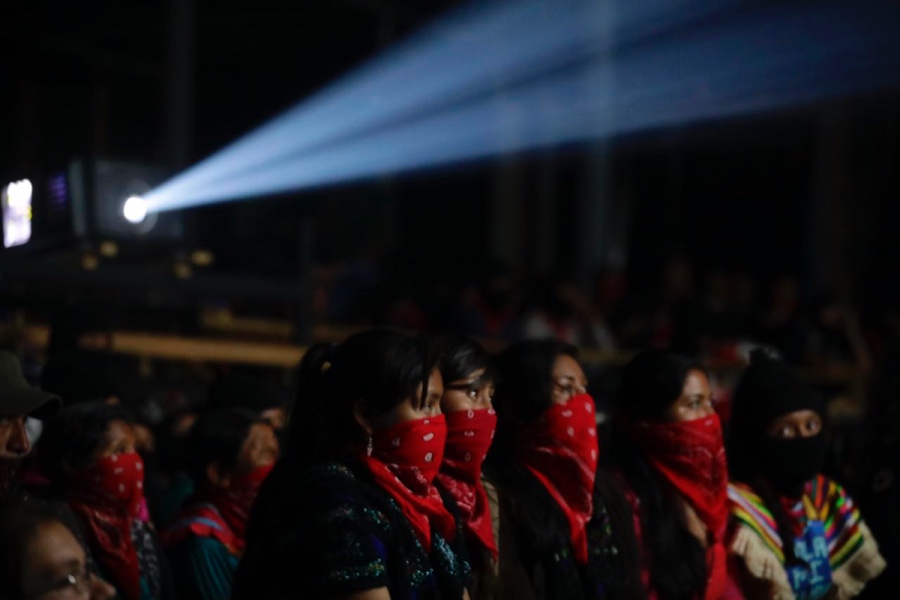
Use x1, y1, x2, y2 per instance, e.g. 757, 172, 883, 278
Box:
609, 350, 734, 600
434, 336, 500, 599
484, 339, 644, 600
162, 408, 279, 600
232, 329, 471, 599
37, 402, 174, 600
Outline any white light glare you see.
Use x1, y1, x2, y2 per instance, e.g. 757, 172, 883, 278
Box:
6, 179, 33, 209
2, 178, 33, 248
123, 196, 148, 224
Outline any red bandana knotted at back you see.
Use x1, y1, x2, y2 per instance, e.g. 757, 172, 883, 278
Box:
519, 393, 599, 564
359, 414, 456, 552
67, 452, 145, 600
435, 408, 498, 558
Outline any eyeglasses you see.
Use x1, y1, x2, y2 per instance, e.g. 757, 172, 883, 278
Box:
25, 565, 92, 599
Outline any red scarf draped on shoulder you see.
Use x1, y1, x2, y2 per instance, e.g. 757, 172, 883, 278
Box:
518, 393, 599, 564
626, 414, 729, 600
435, 408, 498, 559
67, 452, 145, 600
358, 414, 456, 552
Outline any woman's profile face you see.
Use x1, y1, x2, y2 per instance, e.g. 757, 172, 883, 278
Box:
236, 423, 280, 474
20, 520, 115, 600
664, 369, 714, 423
371, 369, 444, 430
550, 354, 588, 406
92, 420, 137, 462
441, 368, 494, 413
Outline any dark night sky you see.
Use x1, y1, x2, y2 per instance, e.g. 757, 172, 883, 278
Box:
2, 0, 461, 167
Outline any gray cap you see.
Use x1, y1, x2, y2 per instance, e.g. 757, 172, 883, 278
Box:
0, 351, 61, 419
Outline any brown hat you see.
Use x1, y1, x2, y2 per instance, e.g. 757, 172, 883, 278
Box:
0, 351, 61, 419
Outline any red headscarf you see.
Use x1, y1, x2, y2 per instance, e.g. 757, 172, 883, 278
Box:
358, 414, 456, 552
67, 452, 145, 600
435, 408, 498, 559
519, 393, 599, 564
626, 414, 729, 600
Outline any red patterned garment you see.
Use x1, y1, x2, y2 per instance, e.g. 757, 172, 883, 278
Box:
435, 407, 498, 558
625, 414, 730, 600
358, 414, 456, 551
518, 393, 599, 564
67, 452, 146, 600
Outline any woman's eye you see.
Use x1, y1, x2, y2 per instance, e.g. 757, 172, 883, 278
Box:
807, 421, 820, 433
467, 389, 479, 399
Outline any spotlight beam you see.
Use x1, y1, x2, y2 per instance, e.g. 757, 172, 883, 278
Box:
144, 0, 745, 207
146, 1, 900, 213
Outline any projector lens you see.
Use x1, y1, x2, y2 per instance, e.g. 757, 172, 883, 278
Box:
123, 196, 148, 224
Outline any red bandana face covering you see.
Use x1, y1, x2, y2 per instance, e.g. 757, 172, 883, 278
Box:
435, 408, 498, 559
626, 414, 729, 540
359, 414, 456, 552
519, 393, 599, 564
68, 452, 145, 600
625, 415, 729, 600
206, 463, 274, 541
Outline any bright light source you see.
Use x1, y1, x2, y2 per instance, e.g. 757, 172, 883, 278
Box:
2, 179, 33, 248
122, 195, 148, 224
6, 180, 33, 208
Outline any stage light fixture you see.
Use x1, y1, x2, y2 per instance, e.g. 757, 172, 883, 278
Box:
122, 195, 148, 224
1, 178, 34, 248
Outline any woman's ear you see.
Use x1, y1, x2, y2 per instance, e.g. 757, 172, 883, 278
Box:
353, 399, 373, 437
205, 460, 231, 489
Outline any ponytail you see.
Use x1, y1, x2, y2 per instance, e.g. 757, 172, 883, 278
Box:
284, 342, 336, 464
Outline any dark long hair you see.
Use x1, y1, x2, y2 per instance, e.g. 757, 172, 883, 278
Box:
486, 340, 644, 600
484, 339, 582, 559
609, 350, 708, 600
283, 328, 438, 467
240, 328, 440, 591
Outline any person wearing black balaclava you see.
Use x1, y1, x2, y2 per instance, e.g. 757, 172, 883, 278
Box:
726, 350, 885, 599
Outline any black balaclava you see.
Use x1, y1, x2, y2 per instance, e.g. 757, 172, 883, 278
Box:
728, 350, 827, 497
